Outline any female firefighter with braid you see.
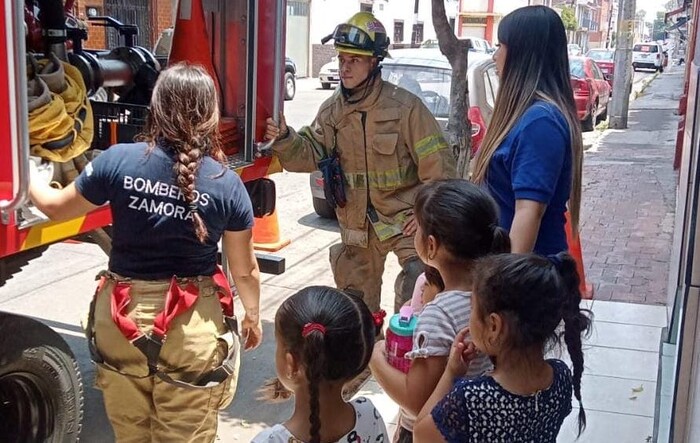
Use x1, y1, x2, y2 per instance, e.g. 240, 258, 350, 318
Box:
28, 63, 262, 441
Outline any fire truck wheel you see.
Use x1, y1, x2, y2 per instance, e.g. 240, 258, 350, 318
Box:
0, 313, 83, 443
312, 196, 337, 220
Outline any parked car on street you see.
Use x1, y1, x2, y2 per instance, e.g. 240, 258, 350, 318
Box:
310, 49, 499, 218
632, 42, 665, 72
467, 37, 495, 54
568, 43, 582, 56
319, 57, 340, 90
586, 48, 615, 89
570, 56, 611, 132
421, 38, 494, 53
284, 57, 297, 100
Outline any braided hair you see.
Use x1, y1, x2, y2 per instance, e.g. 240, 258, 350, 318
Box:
140, 63, 226, 243
275, 286, 383, 443
472, 252, 593, 436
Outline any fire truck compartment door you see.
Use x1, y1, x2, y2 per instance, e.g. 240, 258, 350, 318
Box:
0, 0, 31, 219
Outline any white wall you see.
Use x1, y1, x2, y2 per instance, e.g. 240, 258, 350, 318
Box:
493, 0, 529, 15
462, 0, 490, 13
418, 0, 460, 42
309, 0, 460, 49
374, 0, 458, 45
492, 0, 530, 43
309, 0, 363, 47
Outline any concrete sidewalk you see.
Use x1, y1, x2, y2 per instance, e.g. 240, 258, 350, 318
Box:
580, 65, 682, 304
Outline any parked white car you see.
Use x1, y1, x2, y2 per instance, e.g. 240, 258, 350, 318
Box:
632, 42, 665, 72
468, 37, 495, 54
421, 38, 494, 54
568, 43, 582, 56
319, 57, 339, 90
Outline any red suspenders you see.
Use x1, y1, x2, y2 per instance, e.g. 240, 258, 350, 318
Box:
86, 267, 240, 389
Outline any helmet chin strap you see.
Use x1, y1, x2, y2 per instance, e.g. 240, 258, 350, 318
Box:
341, 65, 383, 104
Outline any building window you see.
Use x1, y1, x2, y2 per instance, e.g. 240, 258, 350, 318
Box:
414, 0, 420, 14
360, 2, 373, 12
394, 21, 404, 43
288, 1, 309, 16
463, 16, 488, 25
85, 6, 102, 18
412, 23, 424, 45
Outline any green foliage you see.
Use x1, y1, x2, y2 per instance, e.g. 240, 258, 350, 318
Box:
561, 6, 577, 31
652, 11, 667, 41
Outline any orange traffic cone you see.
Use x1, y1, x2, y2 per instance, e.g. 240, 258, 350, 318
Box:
565, 212, 594, 300
168, 0, 220, 90
253, 208, 291, 252
167, 0, 237, 154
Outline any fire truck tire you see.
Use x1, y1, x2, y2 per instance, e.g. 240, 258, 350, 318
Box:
312, 196, 337, 219
0, 313, 83, 443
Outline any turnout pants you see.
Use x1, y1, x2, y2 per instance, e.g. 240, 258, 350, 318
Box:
90, 273, 239, 443
330, 229, 424, 313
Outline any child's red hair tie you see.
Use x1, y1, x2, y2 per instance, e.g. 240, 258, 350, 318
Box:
302, 322, 326, 337
372, 310, 387, 327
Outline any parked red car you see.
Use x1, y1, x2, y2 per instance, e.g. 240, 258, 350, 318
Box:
570, 56, 611, 132
586, 49, 615, 89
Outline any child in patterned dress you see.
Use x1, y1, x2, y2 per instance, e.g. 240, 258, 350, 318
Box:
414, 253, 593, 442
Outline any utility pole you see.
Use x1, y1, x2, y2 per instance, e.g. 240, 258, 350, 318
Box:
609, 0, 636, 129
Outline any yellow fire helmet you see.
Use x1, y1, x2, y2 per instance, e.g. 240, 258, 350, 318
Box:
321, 12, 390, 60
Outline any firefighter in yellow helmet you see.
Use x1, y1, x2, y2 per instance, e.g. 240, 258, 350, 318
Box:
264, 11, 455, 317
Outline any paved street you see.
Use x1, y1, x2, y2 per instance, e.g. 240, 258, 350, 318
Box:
0, 68, 673, 441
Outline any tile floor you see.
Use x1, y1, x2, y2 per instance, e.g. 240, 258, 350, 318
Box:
356, 299, 667, 443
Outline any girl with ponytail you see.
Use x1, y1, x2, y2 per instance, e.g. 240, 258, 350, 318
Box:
370, 179, 510, 442
414, 252, 592, 442
253, 286, 388, 443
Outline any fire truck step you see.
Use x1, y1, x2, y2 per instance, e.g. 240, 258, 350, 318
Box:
255, 253, 286, 275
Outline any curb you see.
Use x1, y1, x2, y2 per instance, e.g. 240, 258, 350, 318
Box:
633, 72, 659, 100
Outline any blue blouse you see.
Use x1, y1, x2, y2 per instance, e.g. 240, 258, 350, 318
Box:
431, 359, 573, 442
485, 101, 572, 255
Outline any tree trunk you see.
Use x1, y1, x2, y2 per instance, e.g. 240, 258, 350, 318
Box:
431, 0, 472, 178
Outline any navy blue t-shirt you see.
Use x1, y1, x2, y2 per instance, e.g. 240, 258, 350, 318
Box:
75, 142, 254, 279
485, 101, 572, 256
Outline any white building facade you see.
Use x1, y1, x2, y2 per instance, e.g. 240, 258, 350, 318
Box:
294, 0, 459, 77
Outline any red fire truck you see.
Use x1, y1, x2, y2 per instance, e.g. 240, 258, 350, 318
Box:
0, 0, 286, 440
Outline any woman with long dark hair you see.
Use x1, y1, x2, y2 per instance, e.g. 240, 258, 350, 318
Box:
29, 63, 262, 441
472, 5, 584, 255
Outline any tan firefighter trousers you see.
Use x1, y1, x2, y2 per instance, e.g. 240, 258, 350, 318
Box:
330, 228, 423, 314
92, 276, 239, 443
